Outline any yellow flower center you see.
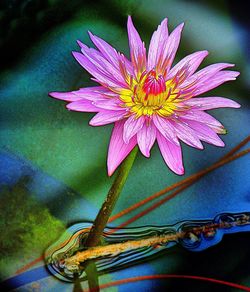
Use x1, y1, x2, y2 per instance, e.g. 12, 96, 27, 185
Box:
119, 70, 181, 118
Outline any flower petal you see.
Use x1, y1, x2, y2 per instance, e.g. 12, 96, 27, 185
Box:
49, 91, 83, 102
182, 119, 225, 147
127, 16, 146, 74
89, 110, 126, 126
193, 70, 240, 96
66, 100, 98, 112
117, 53, 134, 83
93, 99, 124, 111
137, 122, 156, 157
168, 50, 209, 80
49, 86, 110, 102
157, 23, 184, 75
153, 115, 179, 145
123, 115, 144, 144
72, 51, 123, 88
88, 31, 119, 67
107, 120, 137, 176
184, 96, 241, 110
77, 41, 127, 86
182, 63, 234, 84
87, 35, 134, 79
182, 110, 225, 133
147, 18, 168, 71
170, 119, 203, 149
157, 132, 184, 175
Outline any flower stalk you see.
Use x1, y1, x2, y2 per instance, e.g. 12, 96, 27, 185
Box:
85, 146, 138, 248
82, 147, 138, 291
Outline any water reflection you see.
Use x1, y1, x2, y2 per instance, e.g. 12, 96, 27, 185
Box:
45, 212, 250, 282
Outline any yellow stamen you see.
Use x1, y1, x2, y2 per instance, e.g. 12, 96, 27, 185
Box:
119, 70, 187, 118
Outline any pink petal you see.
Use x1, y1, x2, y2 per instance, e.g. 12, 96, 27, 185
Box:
170, 120, 203, 149
49, 91, 83, 102
192, 70, 240, 96
180, 63, 236, 92
182, 119, 225, 147
78, 41, 127, 86
49, 86, 109, 102
123, 115, 144, 144
184, 96, 241, 110
87, 36, 134, 79
157, 23, 184, 75
72, 51, 123, 89
117, 53, 134, 83
147, 18, 168, 71
89, 110, 126, 126
153, 115, 179, 145
168, 50, 209, 80
66, 100, 98, 112
88, 32, 120, 68
127, 16, 146, 74
107, 120, 137, 176
157, 132, 184, 175
93, 99, 124, 111
137, 122, 156, 157
181, 110, 225, 133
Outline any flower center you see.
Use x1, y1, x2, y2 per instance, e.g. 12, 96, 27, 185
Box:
120, 70, 181, 118
142, 70, 166, 97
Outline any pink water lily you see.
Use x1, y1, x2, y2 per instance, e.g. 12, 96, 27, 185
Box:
50, 16, 240, 176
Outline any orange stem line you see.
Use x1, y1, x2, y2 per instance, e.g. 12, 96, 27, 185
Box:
15, 256, 44, 275
219, 136, 250, 160
110, 183, 191, 231
84, 274, 250, 292
109, 138, 250, 223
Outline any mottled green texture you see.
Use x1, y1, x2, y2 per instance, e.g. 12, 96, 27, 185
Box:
0, 178, 65, 278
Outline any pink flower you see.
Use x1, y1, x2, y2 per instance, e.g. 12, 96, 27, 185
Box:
50, 16, 240, 176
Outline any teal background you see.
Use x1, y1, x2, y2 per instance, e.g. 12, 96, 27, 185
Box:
0, 0, 249, 291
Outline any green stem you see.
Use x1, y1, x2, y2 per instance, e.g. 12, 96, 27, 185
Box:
85, 146, 138, 248
85, 261, 99, 291
84, 146, 138, 290
73, 274, 84, 292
